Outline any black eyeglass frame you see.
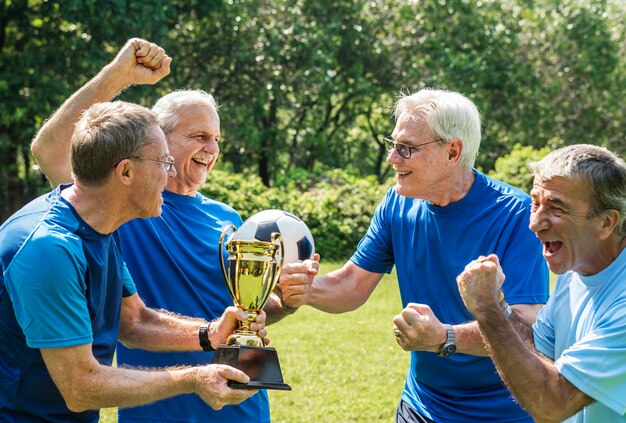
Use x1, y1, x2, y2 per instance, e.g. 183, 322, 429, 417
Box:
384, 137, 443, 159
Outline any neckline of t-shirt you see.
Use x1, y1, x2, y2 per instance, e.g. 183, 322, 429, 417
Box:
425, 169, 483, 215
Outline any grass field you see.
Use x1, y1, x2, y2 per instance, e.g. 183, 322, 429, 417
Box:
100, 261, 408, 422
100, 265, 557, 422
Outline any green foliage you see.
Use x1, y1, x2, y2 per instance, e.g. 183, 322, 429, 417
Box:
487, 143, 552, 193
2, 0, 624, 222
201, 168, 391, 260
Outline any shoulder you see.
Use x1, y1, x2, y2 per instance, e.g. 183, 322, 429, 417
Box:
479, 171, 531, 210
197, 192, 242, 219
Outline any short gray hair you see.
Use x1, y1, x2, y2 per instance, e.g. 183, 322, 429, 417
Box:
394, 89, 481, 168
71, 101, 160, 185
531, 144, 626, 236
152, 89, 218, 134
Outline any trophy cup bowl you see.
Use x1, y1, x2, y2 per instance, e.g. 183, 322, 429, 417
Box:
212, 224, 291, 390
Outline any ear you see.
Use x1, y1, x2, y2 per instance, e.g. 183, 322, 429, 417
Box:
597, 209, 620, 240
446, 139, 463, 164
113, 159, 135, 186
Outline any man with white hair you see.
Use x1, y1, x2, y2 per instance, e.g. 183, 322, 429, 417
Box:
458, 144, 626, 422
32, 38, 305, 423
279, 89, 549, 422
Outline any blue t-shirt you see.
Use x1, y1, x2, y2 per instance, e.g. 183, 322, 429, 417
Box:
351, 170, 549, 422
533, 248, 626, 422
116, 189, 270, 423
0, 185, 136, 422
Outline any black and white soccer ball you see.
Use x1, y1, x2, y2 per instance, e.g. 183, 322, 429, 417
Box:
234, 209, 315, 264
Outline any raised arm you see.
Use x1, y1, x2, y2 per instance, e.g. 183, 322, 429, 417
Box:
31, 38, 171, 187
457, 255, 593, 422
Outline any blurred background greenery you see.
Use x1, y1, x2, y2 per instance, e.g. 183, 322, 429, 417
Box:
2, 0, 624, 242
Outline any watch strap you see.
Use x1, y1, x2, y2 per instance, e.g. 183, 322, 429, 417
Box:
199, 324, 214, 352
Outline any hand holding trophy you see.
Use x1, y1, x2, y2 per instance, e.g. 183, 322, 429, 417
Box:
213, 210, 315, 390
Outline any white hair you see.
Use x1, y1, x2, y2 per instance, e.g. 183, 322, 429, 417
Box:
152, 89, 218, 134
394, 89, 481, 168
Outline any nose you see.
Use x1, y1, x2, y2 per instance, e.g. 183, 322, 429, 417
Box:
168, 164, 177, 178
386, 146, 401, 165
529, 207, 548, 233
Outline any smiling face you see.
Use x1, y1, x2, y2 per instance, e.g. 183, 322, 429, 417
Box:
165, 102, 220, 196
529, 176, 609, 275
388, 113, 453, 202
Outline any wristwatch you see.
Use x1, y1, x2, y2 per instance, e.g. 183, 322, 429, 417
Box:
438, 324, 456, 358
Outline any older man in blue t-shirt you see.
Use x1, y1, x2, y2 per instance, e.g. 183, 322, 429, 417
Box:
280, 89, 549, 422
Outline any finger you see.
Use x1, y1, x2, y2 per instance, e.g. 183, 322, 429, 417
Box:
220, 365, 250, 384
392, 314, 410, 334
143, 47, 165, 68
254, 310, 267, 324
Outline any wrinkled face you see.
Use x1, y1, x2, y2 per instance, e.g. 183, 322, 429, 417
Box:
166, 103, 220, 196
529, 176, 606, 275
131, 125, 176, 218
387, 113, 449, 200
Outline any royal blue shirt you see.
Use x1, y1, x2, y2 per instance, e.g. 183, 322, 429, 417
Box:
352, 170, 549, 422
0, 185, 135, 422
116, 189, 270, 422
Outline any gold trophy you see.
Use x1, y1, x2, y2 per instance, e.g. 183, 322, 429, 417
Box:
212, 224, 291, 390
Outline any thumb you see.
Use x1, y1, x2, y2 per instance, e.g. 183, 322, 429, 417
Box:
220, 365, 250, 384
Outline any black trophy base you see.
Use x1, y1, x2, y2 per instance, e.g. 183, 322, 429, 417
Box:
212, 345, 291, 391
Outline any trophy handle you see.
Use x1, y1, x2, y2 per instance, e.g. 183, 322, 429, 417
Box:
270, 232, 285, 279
219, 224, 237, 300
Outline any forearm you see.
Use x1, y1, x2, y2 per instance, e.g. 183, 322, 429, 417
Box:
476, 309, 591, 422
71, 363, 197, 412
120, 306, 206, 352
454, 304, 536, 356
31, 64, 129, 186
307, 265, 380, 313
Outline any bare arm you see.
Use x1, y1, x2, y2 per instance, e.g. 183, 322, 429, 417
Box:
392, 298, 542, 356
119, 293, 266, 351
41, 344, 255, 412
31, 38, 171, 187
457, 255, 593, 422
282, 260, 383, 313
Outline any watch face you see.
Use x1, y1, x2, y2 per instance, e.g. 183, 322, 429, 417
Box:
441, 344, 456, 357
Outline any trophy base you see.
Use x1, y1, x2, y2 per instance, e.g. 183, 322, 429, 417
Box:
212, 345, 291, 391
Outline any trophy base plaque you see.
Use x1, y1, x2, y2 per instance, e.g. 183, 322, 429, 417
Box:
212, 345, 292, 391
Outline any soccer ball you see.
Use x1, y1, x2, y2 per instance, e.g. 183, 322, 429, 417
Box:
234, 209, 315, 264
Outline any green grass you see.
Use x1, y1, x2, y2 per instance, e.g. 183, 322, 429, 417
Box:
98, 266, 559, 422
100, 261, 407, 422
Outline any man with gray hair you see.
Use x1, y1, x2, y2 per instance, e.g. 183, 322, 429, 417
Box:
457, 144, 626, 422
279, 88, 549, 422
32, 38, 304, 423
0, 100, 262, 421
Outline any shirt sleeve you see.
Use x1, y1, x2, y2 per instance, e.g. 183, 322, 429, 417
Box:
4, 229, 93, 348
121, 261, 137, 297
350, 189, 395, 274
554, 301, 626, 415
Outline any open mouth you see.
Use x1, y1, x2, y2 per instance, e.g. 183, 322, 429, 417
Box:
543, 240, 563, 256
396, 171, 412, 177
192, 153, 214, 167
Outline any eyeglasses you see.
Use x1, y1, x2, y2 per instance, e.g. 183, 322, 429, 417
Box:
384, 137, 442, 159
129, 155, 176, 172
